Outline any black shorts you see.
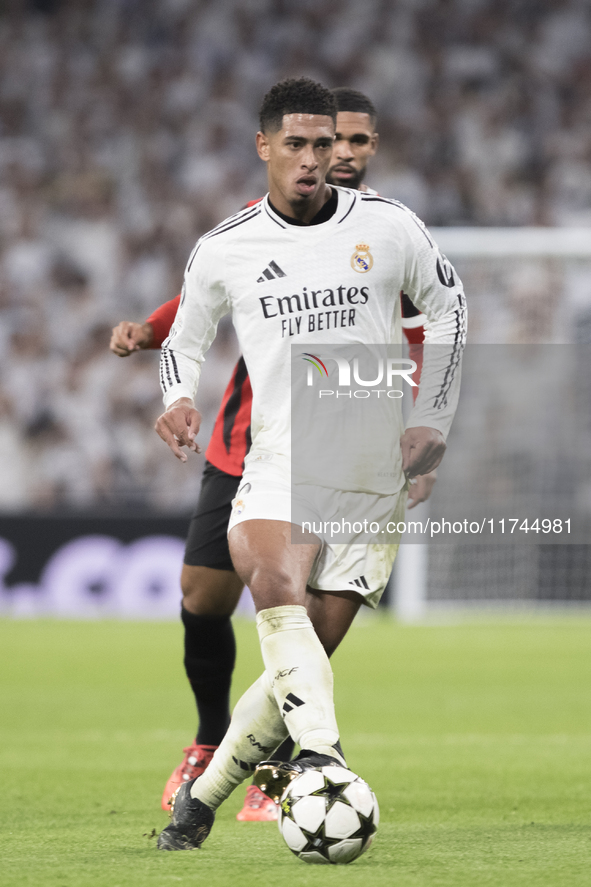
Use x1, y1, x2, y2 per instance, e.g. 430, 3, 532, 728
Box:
183, 461, 241, 571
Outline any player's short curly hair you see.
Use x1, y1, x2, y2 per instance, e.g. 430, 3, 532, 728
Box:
331, 87, 377, 126
259, 78, 337, 133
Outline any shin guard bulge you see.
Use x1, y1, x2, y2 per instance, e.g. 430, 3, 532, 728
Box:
256, 605, 344, 762
190, 671, 287, 809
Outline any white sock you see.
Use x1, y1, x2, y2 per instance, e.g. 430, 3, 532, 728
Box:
190, 671, 288, 809
256, 605, 344, 763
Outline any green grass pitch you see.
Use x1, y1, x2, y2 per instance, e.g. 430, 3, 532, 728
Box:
1, 614, 590, 886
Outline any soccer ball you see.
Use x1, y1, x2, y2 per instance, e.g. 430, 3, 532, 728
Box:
278, 765, 379, 865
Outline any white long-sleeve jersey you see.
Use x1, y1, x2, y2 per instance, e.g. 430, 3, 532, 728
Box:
161, 187, 466, 494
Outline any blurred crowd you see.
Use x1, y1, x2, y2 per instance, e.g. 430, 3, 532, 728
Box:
0, 0, 590, 511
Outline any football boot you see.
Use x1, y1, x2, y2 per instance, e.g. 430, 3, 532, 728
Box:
253, 748, 345, 804
236, 784, 278, 822
157, 781, 215, 851
161, 743, 217, 810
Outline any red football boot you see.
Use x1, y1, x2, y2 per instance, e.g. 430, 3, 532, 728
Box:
161, 743, 217, 811
236, 784, 278, 822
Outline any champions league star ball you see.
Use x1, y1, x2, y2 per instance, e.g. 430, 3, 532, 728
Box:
278, 766, 379, 865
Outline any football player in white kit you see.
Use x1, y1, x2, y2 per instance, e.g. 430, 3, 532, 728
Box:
155, 77, 466, 850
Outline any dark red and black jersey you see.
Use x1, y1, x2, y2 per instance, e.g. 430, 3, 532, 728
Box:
400, 290, 425, 395
146, 295, 180, 348
204, 356, 252, 476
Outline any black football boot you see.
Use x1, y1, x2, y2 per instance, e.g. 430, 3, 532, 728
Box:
157, 780, 215, 851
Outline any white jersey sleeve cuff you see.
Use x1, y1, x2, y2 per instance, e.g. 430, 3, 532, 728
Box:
163, 386, 197, 410
160, 347, 202, 408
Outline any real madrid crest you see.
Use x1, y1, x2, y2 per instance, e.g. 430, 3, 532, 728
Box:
351, 243, 373, 273
233, 498, 246, 516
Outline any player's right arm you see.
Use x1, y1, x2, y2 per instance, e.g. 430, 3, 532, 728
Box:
156, 238, 230, 460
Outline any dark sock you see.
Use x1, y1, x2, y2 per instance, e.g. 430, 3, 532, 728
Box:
273, 736, 295, 762
181, 607, 236, 747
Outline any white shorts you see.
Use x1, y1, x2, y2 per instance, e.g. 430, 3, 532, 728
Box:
228, 453, 407, 608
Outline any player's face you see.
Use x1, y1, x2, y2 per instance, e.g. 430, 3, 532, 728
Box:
256, 114, 335, 220
327, 112, 379, 190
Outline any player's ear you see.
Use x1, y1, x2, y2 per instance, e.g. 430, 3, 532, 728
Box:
256, 131, 270, 162
369, 132, 379, 156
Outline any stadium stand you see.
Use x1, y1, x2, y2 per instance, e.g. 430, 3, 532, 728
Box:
0, 0, 590, 521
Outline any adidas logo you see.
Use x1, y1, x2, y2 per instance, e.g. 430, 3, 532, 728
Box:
257, 260, 287, 282
232, 756, 257, 771
282, 692, 305, 715
349, 576, 369, 590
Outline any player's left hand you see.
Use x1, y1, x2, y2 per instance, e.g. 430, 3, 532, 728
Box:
407, 469, 437, 509
400, 426, 446, 478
